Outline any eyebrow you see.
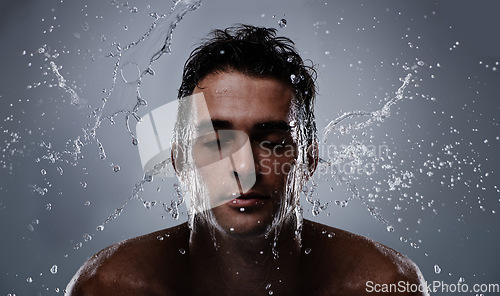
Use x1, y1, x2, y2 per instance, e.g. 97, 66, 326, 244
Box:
196, 119, 291, 133
195, 119, 233, 133
253, 120, 291, 132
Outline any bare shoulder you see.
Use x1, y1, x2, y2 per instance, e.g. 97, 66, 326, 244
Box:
66, 223, 190, 296
301, 220, 428, 296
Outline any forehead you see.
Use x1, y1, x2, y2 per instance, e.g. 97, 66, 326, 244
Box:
192, 71, 294, 126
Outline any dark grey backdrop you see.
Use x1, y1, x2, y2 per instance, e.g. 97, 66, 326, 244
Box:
1, 0, 499, 294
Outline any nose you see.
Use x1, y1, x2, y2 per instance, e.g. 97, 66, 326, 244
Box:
230, 135, 257, 194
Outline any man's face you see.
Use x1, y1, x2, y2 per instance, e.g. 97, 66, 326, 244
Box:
189, 71, 297, 236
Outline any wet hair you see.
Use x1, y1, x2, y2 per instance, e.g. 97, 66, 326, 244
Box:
178, 24, 317, 144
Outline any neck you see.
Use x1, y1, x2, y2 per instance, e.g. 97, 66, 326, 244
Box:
188, 216, 301, 296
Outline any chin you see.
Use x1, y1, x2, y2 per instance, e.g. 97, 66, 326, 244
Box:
211, 209, 275, 238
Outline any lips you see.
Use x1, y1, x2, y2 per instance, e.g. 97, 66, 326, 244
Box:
225, 192, 269, 209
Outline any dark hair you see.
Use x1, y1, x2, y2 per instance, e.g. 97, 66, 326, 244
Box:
178, 24, 317, 144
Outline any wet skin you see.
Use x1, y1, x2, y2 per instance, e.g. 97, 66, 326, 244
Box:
66, 72, 428, 296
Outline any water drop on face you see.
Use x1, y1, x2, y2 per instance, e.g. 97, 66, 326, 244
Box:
278, 18, 287, 28
239, 207, 245, 212
229, 227, 235, 232
50, 265, 58, 274
434, 264, 442, 274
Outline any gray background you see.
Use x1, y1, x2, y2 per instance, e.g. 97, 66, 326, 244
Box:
1, 0, 499, 294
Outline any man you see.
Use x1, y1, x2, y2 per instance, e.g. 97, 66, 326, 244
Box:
66, 24, 428, 295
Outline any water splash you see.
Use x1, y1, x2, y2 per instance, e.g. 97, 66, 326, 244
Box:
316, 73, 414, 227
322, 73, 413, 143
49, 61, 80, 106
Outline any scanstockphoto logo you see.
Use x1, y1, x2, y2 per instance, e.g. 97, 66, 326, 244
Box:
313, 142, 389, 179
135, 99, 179, 178
366, 280, 500, 294
134, 93, 389, 182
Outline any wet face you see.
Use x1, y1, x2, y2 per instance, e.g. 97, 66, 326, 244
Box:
189, 71, 297, 236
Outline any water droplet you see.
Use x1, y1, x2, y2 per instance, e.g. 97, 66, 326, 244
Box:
96, 224, 104, 231
229, 227, 235, 231
386, 225, 395, 232
278, 18, 287, 28
41, 169, 47, 175
113, 165, 120, 172
84, 200, 91, 206
269, 291, 274, 295
239, 207, 245, 212
179, 248, 186, 255
26, 277, 33, 283
74, 242, 82, 250
132, 138, 138, 145
50, 265, 58, 274
434, 264, 442, 274
46, 203, 52, 211
57, 166, 63, 175
83, 233, 92, 242
304, 248, 312, 254
80, 182, 87, 188
145, 174, 153, 182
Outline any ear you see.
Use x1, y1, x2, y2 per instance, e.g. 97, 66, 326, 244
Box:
306, 141, 319, 178
171, 142, 185, 175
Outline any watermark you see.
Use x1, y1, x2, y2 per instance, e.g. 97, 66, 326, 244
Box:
135, 93, 389, 180
366, 280, 500, 294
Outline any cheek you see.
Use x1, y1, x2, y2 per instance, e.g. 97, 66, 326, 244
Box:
258, 154, 296, 178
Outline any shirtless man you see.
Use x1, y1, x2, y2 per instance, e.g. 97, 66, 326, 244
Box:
66, 25, 428, 296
